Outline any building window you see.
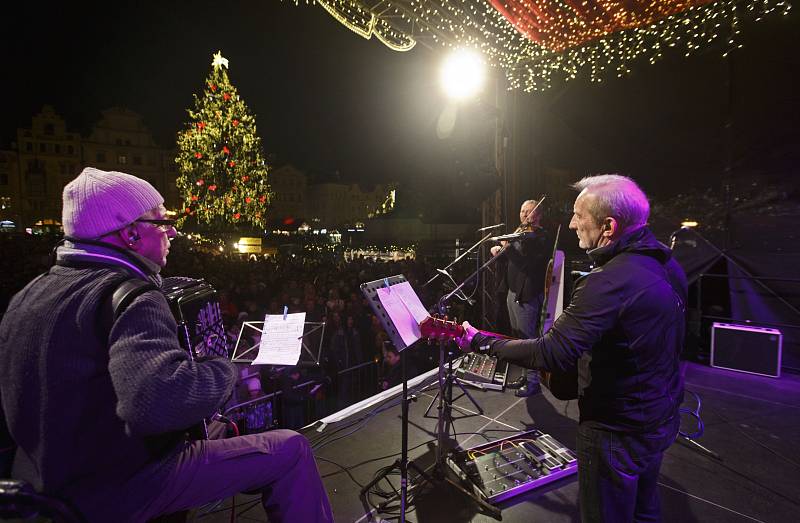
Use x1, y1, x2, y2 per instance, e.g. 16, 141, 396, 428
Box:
44, 123, 55, 135
39, 143, 46, 153
68, 145, 74, 155
118, 154, 128, 165
133, 156, 142, 165
96, 151, 107, 163
25, 142, 33, 152
0, 173, 7, 185
54, 144, 61, 154
116, 138, 123, 145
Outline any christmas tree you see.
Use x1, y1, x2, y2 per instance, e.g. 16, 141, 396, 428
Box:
175, 51, 272, 230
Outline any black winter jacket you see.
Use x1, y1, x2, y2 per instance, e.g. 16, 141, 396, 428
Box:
473, 227, 687, 431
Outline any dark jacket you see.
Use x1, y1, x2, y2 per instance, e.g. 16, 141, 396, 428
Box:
503, 227, 551, 304
0, 246, 236, 520
473, 227, 687, 432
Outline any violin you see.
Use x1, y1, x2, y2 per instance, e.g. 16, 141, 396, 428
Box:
490, 196, 545, 256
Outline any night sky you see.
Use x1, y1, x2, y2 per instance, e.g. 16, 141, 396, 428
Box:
4, 1, 799, 209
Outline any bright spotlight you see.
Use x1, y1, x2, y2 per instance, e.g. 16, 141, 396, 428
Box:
440, 48, 486, 100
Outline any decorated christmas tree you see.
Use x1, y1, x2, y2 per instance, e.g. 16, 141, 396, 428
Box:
176, 51, 272, 230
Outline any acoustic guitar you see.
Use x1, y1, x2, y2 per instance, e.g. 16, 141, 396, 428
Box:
418, 315, 578, 400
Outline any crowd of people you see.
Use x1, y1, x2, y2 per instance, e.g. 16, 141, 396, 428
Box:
0, 228, 461, 426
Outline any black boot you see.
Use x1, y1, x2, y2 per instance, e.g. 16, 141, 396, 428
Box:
507, 375, 527, 390
515, 381, 542, 397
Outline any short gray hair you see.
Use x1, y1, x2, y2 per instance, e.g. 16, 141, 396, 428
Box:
571, 174, 649, 231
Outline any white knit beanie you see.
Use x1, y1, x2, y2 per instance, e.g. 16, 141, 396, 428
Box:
62, 167, 164, 239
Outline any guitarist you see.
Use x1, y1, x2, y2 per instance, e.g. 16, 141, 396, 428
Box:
457, 175, 687, 523
489, 199, 551, 397
0, 167, 333, 522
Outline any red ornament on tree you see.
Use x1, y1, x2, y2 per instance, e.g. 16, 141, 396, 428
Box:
232, 119, 239, 126
191, 195, 198, 201
245, 197, 252, 203
259, 195, 266, 203
242, 175, 249, 182
196, 122, 206, 130
222, 146, 230, 155
228, 160, 236, 167
196, 179, 204, 186
210, 84, 217, 92
233, 213, 241, 220
184, 207, 192, 214
223, 93, 230, 101
195, 152, 203, 159
209, 185, 217, 192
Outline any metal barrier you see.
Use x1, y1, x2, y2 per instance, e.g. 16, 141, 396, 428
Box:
224, 360, 381, 432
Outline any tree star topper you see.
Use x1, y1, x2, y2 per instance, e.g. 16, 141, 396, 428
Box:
212, 51, 229, 70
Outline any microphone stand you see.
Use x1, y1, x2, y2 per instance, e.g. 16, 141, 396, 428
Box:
428, 243, 509, 466
411, 244, 504, 519
422, 231, 494, 289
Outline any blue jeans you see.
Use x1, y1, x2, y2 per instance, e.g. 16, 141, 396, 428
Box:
576, 416, 679, 523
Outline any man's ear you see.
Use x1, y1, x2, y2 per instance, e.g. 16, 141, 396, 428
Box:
118, 224, 141, 249
602, 218, 618, 237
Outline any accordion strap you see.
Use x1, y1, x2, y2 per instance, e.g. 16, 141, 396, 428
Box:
111, 279, 158, 321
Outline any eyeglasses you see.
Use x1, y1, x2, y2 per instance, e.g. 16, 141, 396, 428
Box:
135, 218, 177, 232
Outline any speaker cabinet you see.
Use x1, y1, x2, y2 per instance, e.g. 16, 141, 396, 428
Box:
711, 322, 782, 378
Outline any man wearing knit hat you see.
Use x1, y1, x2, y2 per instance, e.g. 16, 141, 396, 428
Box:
0, 167, 333, 522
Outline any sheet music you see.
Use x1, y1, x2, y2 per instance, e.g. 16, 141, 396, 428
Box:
252, 312, 306, 365
376, 281, 429, 347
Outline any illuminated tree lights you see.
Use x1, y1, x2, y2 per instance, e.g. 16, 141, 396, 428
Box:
295, 0, 790, 91
176, 51, 273, 229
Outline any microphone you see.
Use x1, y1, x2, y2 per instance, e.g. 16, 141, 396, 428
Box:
490, 231, 536, 242
477, 223, 505, 232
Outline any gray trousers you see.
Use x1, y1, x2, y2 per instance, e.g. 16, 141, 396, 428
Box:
507, 290, 542, 385
128, 428, 333, 522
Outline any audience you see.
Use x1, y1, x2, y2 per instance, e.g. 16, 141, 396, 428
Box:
0, 232, 463, 429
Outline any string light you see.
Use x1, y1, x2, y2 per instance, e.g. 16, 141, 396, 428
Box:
290, 0, 790, 91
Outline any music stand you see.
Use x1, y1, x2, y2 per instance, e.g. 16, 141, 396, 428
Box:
359, 276, 433, 522
360, 275, 499, 520
229, 317, 326, 430
230, 319, 326, 366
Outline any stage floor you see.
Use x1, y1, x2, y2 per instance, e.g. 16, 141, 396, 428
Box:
200, 362, 800, 522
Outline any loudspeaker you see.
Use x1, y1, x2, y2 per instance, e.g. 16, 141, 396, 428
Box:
711, 322, 782, 378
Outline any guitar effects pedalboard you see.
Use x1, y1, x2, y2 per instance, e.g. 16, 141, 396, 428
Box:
447, 428, 578, 504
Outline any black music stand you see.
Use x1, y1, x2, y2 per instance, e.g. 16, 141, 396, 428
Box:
359, 276, 433, 522
360, 276, 500, 520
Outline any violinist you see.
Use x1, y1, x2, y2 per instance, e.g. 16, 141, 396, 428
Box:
489, 199, 551, 397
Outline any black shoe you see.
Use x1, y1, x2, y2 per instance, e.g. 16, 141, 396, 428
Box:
515, 382, 542, 397
507, 376, 527, 390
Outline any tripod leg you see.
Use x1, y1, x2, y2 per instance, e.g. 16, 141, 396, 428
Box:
451, 378, 484, 415
423, 386, 441, 418
443, 474, 502, 518
679, 436, 722, 461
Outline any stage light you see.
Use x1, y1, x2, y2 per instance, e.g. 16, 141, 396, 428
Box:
440, 48, 486, 100
681, 220, 699, 228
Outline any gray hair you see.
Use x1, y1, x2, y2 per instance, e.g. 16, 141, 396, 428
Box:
571, 174, 649, 231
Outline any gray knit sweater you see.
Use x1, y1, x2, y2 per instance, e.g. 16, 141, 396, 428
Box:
0, 247, 236, 518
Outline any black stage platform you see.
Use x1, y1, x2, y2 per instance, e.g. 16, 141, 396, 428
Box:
202, 362, 800, 522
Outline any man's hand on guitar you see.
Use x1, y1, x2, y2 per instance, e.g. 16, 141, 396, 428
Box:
456, 321, 479, 352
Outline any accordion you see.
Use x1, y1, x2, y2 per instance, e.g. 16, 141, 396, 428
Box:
162, 277, 229, 360
161, 277, 230, 439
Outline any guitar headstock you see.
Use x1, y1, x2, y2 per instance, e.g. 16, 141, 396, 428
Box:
419, 315, 463, 341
